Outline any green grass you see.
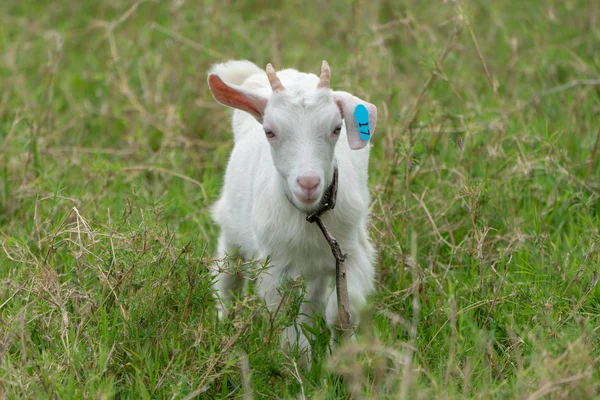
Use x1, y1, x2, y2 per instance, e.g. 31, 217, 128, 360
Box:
1, 0, 599, 398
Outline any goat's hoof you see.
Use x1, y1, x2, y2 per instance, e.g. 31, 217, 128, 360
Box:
215, 304, 229, 320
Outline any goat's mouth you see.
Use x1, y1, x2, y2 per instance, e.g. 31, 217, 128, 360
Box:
294, 192, 321, 205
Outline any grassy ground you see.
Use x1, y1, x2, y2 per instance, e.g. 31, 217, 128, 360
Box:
1, 0, 599, 398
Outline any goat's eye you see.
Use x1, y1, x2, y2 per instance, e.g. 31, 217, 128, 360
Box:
265, 130, 276, 139
332, 126, 342, 136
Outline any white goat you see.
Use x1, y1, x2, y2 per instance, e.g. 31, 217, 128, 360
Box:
207, 60, 377, 357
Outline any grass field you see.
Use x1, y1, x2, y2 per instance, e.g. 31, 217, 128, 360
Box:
1, 0, 599, 398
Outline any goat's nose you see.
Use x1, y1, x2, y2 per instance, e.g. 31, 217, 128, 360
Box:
297, 175, 321, 194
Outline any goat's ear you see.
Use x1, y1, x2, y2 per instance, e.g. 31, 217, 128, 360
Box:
334, 91, 377, 150
208, 74, 267, 122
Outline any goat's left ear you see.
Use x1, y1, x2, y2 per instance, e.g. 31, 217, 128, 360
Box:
334, 91, 377, 150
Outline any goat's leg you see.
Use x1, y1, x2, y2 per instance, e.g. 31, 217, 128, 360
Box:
257, 271, 328, 366
255, 268, 283, 312
291, 278, 330, 365
287, 278, 330, 362
212, 236, 246, 319
301, 277, 329, 320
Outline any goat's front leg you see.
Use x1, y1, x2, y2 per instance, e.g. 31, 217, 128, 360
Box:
325, 246, 375, 343
287, 278, 329, 361
212, 237, 246, 319
257, 270, 328, 366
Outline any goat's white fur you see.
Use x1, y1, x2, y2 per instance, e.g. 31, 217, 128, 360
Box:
208, 60, 376, 359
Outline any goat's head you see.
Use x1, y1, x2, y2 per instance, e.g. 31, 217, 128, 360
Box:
208, 61, 377, 211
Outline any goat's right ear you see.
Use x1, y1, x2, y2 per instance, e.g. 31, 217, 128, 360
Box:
207, 74, 267, 122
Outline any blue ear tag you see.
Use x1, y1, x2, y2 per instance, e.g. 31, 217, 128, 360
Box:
354, 104, 370, 141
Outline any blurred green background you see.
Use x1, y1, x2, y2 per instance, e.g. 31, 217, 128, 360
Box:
1, 0, 599, 398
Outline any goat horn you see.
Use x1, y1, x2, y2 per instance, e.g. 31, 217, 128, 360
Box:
266, 63, 285, 92
317, 60, 331, 89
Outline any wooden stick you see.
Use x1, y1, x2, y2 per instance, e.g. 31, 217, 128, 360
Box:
306, 167, 353, 338
313, 217, 352, 338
